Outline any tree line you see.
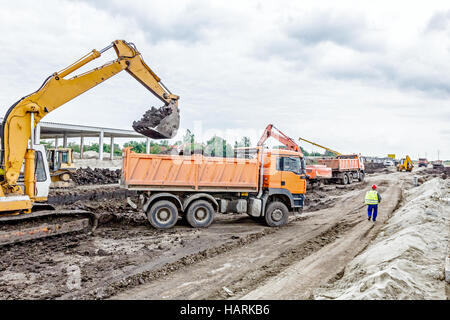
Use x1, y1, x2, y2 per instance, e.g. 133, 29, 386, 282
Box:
40, 129, 332, 157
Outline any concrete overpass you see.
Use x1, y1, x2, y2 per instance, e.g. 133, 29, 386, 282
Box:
0, 118, 151, 160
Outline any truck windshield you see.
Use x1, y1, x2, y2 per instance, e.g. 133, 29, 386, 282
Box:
278, 157, 301, 175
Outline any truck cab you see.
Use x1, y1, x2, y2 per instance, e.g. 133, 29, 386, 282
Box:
259, 149, 307, 214
418, 158, 429, 168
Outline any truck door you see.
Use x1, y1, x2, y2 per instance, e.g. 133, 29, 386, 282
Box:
277, 156, 305, 194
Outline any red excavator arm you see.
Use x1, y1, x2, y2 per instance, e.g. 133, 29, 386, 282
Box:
257, 124, 334, 180
257, 124, 302, 154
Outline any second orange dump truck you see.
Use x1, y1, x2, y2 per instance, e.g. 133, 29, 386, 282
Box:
317, 155, 365, 184
121, 147, 307, 229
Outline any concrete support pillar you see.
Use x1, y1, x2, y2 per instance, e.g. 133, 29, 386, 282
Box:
80, 136, 84, 159
110, 136, 114, 160
55, 137, 58, 148
146, 137, 150, 154
63, 133, 68, 148
34, 123, 41, 144
99, 130, 104, 160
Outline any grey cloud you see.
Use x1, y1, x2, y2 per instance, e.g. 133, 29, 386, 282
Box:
426, 10, 450, 32
285, 11, 379, 52
439, 128, 450, 136
327, 62, 450, 96
77, 0, 218, 44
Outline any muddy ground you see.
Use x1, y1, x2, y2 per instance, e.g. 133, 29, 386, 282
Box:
0, 167, 443, 300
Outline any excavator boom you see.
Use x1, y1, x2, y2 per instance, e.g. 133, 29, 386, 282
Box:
257, 124, 301, 153
298, 137, 342, 156
1, 40, 179, 190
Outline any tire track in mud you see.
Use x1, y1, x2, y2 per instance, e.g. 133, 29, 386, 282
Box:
110, 194, 375, 299
208, 220, 359, 299
241, 183, 402, 300
62, 227, 279, 299
60, 183, 360, 299
77, 184, 363, 299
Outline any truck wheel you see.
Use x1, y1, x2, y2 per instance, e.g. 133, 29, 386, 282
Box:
186, 200, 215, 228
347, 173, 352, 184
342, 174, 348, 185
264, 202, 289, 227
358, 172, 365, 182
147, 200, 178, 229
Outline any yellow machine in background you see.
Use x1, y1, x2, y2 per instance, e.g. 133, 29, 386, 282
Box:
397, 155, 414, 172
46, 148, 76, 183
298, 137, 342, 156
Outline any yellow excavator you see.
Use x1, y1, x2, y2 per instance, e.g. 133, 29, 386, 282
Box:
0, 40, 180, 245
397, 155, 414, 172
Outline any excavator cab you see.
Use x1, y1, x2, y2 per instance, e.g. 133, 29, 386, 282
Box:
46, 148, 73, 171
46, 148, 76, 183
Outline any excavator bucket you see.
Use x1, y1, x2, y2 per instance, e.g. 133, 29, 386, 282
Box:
133, 100, 180, 139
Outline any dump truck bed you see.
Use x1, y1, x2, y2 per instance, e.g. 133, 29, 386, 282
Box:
305, 164, 332, 179
317, 158, 363, 171
121, 148, 259, 192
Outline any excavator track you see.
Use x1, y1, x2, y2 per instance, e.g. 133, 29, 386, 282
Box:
0, 210, 98, 246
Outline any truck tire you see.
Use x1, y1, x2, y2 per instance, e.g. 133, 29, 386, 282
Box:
147, 200, 178, 229
186, 200, 215, 228
342, 174, 348, 185
358, 172, 365, 182
347, 173, 352, 184
264, 201, 289, 227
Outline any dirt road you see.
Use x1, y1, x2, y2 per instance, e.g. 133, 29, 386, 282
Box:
111, 173, 402, 299
2, 169, 436, 300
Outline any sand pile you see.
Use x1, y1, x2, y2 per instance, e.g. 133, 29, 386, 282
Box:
315, 177, 449, 300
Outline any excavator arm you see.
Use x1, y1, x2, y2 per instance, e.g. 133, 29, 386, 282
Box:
257, 124, 302, 153
1, 40, 179, 193
298, 137, 342, 156
257, 124, 306, 174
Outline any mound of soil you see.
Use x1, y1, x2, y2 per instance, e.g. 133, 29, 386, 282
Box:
71, 168, 121, 185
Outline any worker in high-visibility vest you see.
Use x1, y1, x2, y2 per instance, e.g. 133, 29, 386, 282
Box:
365, 184, 381, 222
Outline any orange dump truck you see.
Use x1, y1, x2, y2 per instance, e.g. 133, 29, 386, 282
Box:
317, 154, 365, 185
305, 164, 332, 182
121, 147, 307, 229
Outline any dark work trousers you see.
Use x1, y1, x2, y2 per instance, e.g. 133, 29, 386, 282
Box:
367, 204, 378, 221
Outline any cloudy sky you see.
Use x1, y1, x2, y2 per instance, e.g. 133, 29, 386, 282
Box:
0, 0, 449, 159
